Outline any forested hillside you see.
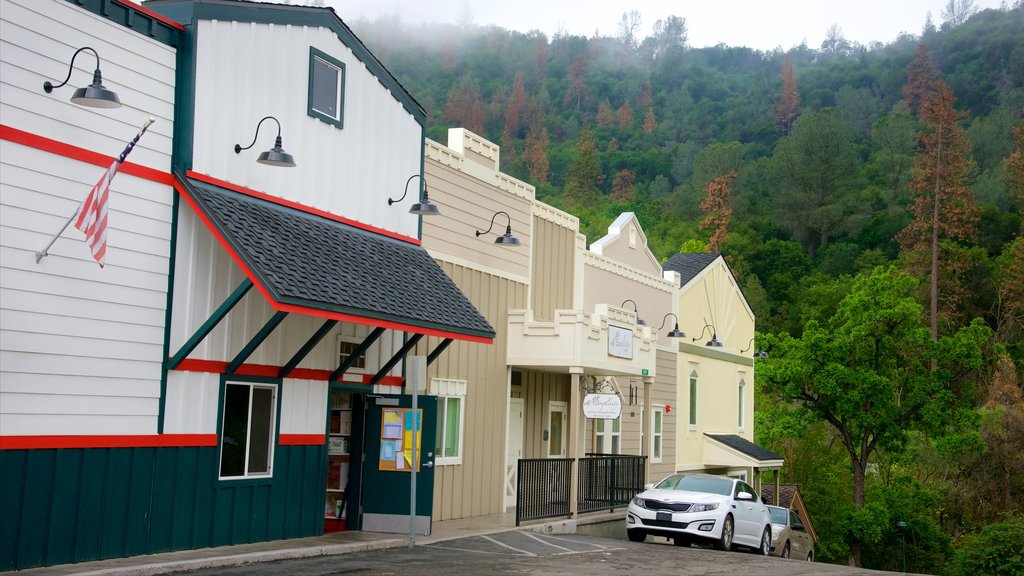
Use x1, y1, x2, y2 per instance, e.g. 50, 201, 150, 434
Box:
349, 3, 1024, 573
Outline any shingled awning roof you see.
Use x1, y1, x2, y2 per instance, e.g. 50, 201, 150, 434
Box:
174, 171, 494, 343
704, 433, 784, 469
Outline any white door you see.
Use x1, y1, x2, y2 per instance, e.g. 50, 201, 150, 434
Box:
548, 401, 567, 457
505, 398, 524, 507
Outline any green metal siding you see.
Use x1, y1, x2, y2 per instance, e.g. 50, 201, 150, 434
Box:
0, 444, 324, 570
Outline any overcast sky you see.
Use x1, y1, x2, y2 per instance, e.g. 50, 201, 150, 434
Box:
326, 0, 1006, 50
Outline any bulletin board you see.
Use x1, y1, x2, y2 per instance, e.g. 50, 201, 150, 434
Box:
378, 407, 423, 472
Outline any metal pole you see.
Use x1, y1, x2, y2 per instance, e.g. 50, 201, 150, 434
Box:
408, 355, 425, 547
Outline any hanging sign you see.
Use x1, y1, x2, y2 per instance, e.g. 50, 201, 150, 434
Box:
583, 393, 622, 419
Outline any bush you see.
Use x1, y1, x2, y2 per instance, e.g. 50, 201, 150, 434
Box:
952, 514, 1024, 576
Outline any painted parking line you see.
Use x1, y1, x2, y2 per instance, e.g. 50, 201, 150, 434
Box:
426, 533, 627, 558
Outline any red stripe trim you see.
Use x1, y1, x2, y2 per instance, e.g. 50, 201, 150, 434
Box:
172, 358, 404, 387
0, 125, 173, 185
279, 434, 325, 446
0, 434, 217, 450
113, 0, 185, 31
186, 170, 421, 245
174, 176, 494, 345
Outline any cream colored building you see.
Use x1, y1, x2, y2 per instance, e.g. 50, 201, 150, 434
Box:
417, 128, 686, 521
663, 253, 782, 490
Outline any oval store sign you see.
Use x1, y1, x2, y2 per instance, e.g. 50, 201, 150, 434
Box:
583, 393, 622, 419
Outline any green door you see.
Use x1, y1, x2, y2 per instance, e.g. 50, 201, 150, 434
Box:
358, 394, 437, 534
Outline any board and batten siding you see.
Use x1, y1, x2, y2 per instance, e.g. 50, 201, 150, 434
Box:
188, 20, 422, 239
649, 348, 677, 481
515, 370, 571, 460
414, 260, 527, 521
422, 138, 532, 283
0, 0, 176, 437
529, 210, 577, 321
165, 208, 406, 436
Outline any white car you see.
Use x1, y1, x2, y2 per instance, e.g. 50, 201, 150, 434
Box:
626, 473, 771, 553
767, 505, 815, 560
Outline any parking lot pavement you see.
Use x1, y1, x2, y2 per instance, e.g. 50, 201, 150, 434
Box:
424, 531, 628, 557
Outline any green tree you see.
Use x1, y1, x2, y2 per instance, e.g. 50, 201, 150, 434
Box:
564, 126, 602, 204
773, 108, 863, 259
759, 267, 990, 567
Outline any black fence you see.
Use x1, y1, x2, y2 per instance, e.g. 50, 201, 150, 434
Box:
578, 454, 646, 514
516, 458, 572, 526
515, 455, 646, 525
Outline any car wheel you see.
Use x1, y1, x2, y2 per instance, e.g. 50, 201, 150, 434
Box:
757, 526, 771, 556
781, 542, 790, 558
673, 535, 692, 547
714, 515, 734, 551
627, 529, 646, 542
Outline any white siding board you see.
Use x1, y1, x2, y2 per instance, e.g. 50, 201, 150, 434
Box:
189, 19, 421, 238
279, 379, 327, 436
163, 371, 220, 435
1, 0, 176, 438
0, 413, 157, 436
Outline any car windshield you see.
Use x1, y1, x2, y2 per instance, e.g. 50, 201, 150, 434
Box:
770, 507, 789, 524
655, 474, 733, 496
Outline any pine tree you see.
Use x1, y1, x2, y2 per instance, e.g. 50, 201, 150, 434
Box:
524, 127, 550, 184
775, 59, 800, 135
565, 126, 602, 205
700, 172, 735, 252
617, 102, 633, 130
897, 80, 979, 340
596, 99, 614, 127
610, 169, 636, 202
903, 42, 939, 116
504, 71, 527, 138
643, 107, 657, 133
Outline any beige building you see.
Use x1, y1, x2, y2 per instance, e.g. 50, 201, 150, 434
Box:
415, 128, 741, 522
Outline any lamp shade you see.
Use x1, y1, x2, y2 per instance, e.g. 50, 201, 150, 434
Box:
70, 77, 121, 108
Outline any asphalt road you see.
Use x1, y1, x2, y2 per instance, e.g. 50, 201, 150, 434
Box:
170, 530, 912, 576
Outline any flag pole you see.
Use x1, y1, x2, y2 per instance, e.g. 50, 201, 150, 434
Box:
35, 117, 156, 264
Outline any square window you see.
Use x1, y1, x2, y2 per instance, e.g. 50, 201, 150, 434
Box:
431, 379, 467, 465
308, 47, 345, 128
219, 382, 277, 479
338, 338, 365, 370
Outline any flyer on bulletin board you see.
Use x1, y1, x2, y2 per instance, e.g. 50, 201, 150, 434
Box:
379, 407, 422, 472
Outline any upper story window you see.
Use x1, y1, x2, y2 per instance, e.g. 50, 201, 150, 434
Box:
338, 337, 365, 370
688, 365, 699, 427
308, 47, 345, 128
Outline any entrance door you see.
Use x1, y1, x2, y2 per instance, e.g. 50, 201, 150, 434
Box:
548, 401, 567, 457
505, 397, 524, 508
359, 394, 437, 534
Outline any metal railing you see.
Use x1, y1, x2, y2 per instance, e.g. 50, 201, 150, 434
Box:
515, 455, 646, 525
516, 458, 572, 526
578, 454, 646, 513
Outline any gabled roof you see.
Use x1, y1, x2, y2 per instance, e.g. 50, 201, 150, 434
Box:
663, 252, 721, 286
147, 0, 424, 122
175, 171, 494, 342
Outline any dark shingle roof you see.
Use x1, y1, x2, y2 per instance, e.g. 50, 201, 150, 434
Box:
760, 484, 798, 508
705, 434, 783, 463
663, 252, 721, 286
178, 174, 494, 341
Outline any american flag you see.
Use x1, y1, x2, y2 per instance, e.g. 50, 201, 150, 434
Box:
73, 118, 154, 268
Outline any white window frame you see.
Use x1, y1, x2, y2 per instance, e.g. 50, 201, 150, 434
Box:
688, 363, 699, 428
595, 416, 621, 454
737, 373, 747, 430
651, 406, 664, 463
218, 381, 278, 480
431, 378, 467, 465
548, 401, 567, 458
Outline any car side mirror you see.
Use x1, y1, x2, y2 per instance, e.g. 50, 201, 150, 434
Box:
737, 491, 753, 501
644, 483, 654, 490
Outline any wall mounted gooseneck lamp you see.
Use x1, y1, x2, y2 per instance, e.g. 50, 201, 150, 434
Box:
42, 47, 121, 108
658, 313, 685, 338
693, 323, 723, 347
621, 299, 645, 326
388, 174, 440, 216
741, 337, 769, 358
475, 211, 520, 246
234, 116, 296, 167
